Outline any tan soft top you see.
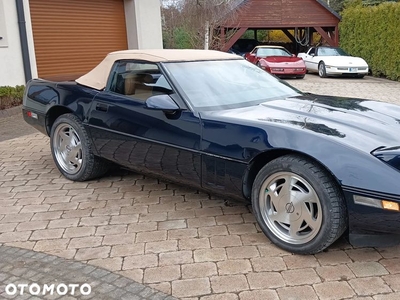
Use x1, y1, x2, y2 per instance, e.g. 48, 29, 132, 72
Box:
76, 49, 241, 90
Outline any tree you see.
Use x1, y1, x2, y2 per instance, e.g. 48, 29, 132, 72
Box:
321, 0, 346, 12
161, 0, 246, 49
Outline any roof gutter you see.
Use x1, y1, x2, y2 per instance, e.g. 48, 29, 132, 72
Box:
16, 0, 32, 82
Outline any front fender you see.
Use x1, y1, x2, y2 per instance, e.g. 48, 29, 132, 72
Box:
262, 127, 400, 198
202, 117, 400, 198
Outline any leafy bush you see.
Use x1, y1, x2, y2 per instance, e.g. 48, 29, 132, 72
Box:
163, 27, 193, 49
268, 30, 292, 43
241, 30, 268, 41
340, 1, 400, 80
0, 85, 25, 110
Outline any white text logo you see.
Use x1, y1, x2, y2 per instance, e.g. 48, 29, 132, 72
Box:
5, 283, 91, 296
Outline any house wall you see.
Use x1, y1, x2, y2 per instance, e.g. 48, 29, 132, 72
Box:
24, 0, 38, 80
0, 0, 37, 86
124, 0, 163, 49
0, 0, 162, 87
0, 0, 25, 86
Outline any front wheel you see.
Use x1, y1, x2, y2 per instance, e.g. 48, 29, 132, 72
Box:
318, 61, 327, 78
50, 113, 109, 181
251, 155, 347, 254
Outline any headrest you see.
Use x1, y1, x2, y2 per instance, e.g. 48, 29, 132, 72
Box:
135, 74, 155, 84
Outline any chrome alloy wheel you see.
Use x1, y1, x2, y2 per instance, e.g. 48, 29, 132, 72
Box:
259, 172, 322, 244
53, 123, 83, 174
318, 64, 325, 77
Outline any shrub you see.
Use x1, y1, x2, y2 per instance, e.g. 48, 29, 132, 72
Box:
0, 85, 25, 110
163, 27, 194, 49
340, 1, 400, 81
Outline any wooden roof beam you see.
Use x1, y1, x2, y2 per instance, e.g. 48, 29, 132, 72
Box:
281, 29, 296, 44
221, 27, 248, 52
314, 26, 336, 46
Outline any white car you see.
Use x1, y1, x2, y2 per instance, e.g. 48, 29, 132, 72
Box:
298, 46, 369, 78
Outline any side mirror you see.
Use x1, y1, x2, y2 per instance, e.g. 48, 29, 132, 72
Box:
145, 94, 180, 111
291, 54, 296, 57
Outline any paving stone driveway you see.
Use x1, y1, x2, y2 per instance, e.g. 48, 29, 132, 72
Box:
0, 245, 176, 300
0, 74, 400, 299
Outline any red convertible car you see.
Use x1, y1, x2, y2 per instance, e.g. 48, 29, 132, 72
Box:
244, 46, 306, 79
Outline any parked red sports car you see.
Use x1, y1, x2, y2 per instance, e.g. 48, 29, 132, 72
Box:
244, 46, 306, 79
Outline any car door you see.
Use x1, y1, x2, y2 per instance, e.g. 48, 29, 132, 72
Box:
303, 47, 317, 71
245, 49, 258, 64
86, 60, 202, 188
309, 48, 320, 71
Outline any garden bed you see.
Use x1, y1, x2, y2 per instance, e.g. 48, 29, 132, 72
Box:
0, 86, 25, 110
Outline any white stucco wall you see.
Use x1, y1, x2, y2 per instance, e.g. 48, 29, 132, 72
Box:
0, 0, 36, 86
0, 0, 25, 86
124, 0, 163, 49
24, 0, 38, 80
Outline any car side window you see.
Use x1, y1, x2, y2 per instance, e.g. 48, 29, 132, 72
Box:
107, 61, 173, 101
308, 48, 316, 56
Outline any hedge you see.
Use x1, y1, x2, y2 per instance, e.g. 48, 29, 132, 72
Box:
340, 1, 400, 81
0, 85, 25, 110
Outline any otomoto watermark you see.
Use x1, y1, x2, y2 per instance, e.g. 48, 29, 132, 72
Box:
5, 283, 91, 296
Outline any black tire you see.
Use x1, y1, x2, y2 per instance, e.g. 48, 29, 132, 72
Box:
256, 61, 261, 68
251, 154, 347, 254
318, 61, 327, 78
50, 113, 109, 181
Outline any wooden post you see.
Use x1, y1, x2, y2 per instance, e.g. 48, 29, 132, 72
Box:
334, 25, 339, 46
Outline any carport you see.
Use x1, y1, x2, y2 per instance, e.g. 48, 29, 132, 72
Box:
219, 0, 341, 53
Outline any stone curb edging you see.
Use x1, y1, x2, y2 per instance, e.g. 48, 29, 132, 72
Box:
0, 105, 22, 119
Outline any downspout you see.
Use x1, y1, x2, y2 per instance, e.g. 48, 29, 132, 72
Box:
16, 0, 32, 82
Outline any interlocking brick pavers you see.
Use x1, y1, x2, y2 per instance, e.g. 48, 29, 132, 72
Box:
1, 76, 400, 299
0, 245, 177, 299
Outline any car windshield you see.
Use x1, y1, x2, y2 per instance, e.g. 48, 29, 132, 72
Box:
318, 47, 348, 56
257, 48, 291, 57
162, 59, 301, 111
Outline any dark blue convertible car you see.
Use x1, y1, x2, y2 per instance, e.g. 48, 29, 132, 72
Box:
23, 49, 400, 254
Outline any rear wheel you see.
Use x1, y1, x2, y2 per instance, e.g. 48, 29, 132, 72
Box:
318, 61, 327, 78
251, 155, 347, 254
50, 113, 109, 181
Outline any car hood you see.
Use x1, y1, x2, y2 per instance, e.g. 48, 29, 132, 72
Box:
319, 56, 368, 67
201, 94, 400, 152
263, 56, 304, 64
